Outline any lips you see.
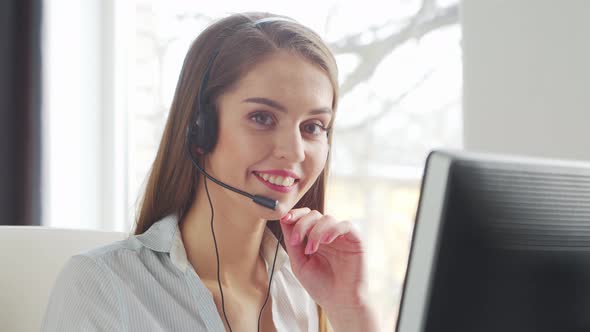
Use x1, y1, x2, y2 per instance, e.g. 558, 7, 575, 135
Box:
253, 170, 300, 193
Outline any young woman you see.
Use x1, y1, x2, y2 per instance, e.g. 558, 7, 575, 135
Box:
42, 12, 378, 332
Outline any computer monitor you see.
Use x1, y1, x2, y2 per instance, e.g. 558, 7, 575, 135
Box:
396, 150, 590, 332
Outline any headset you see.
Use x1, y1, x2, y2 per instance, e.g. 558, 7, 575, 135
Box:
185, 16, 295, 332
186, 39, 278, 211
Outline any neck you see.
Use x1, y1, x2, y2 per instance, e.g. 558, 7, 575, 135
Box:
180, 177, 269, 287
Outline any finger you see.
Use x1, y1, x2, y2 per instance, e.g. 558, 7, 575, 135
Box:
290, 210, 323, 246
340, 221, 362, 244
279, 218, 307, 269
309, 220, 356, 254
279, 208, 310, 247
280, 207, 311, 224
305, 215, 339, 254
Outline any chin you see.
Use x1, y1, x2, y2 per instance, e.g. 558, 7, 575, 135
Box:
257, 200, 293, 220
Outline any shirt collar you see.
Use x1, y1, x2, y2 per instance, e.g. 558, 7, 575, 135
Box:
135, 214, 179, 253
136, 215, 289, 274
135, 214, 188, 272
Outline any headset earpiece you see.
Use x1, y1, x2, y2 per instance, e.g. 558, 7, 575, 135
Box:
193, 103, 218, 154
186, 124, 202, 155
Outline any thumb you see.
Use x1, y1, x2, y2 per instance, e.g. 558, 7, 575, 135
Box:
279, 218, 306, 269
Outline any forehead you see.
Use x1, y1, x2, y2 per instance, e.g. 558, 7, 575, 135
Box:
224, 51, 334, 108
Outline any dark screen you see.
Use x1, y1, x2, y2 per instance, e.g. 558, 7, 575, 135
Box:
423, 159, 590, 332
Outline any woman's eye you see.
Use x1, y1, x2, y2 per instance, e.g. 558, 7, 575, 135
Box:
250, 112, 275, 126
302, 122, 327, 136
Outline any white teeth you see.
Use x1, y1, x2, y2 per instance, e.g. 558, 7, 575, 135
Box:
256, 173, 296, 187
282, 177, 292, 186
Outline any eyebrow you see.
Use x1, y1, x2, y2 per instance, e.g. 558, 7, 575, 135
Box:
242, 97, 333, 115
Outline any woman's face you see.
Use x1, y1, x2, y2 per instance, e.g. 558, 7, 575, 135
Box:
204, 50, 334, 220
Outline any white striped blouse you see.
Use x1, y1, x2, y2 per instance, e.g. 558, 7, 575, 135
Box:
41, 214, 318, 331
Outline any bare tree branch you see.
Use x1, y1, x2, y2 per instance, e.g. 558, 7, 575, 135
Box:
336, 69, 435, 133
330, 3, 459, 95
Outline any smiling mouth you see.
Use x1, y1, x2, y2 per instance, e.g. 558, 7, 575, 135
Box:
253, 172, 299, 187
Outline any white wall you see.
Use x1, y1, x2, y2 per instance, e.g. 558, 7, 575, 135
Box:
462, 0, 590, 161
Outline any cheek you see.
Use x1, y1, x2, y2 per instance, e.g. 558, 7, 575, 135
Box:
305, 143, 330, 179
214, 125, 271, 172
231, 130, 272, 158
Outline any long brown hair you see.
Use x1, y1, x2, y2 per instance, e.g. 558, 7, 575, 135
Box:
133, 12, 338, 331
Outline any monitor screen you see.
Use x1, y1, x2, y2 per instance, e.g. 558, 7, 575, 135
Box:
396, 150, 590, 332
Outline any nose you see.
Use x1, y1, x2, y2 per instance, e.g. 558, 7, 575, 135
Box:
273, 127, 305, 163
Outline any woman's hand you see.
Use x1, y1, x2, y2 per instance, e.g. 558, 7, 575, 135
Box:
279, 208, 378, 331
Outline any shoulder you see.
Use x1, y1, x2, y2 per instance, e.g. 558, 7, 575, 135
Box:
71, 234, 162, 270
40, 239, 139, 331
50, 235, 164, 294
52, 238, 136, 289
41, 253, 124, 331
80, 235, 142, 258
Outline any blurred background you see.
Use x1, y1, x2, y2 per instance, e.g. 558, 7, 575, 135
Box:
3, 0, 589, 330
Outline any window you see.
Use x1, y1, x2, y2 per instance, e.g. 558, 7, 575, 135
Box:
131, 1, 461, 329
43, 0, 461, 329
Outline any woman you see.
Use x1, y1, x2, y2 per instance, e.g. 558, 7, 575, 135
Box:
42, 12, 378, 332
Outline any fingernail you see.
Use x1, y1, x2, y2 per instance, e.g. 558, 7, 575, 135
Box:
280, 213, 292, 223
291, 232, 300, 245
305, 240, 314, 255
312, 241, 320, 254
